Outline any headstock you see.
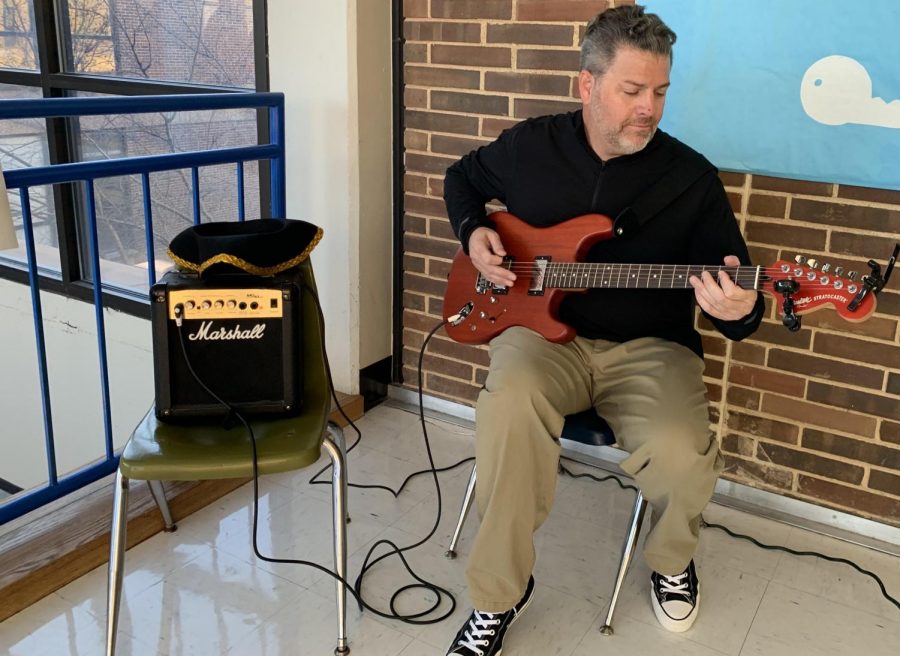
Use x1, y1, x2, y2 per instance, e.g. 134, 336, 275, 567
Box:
762, 255, 878, 328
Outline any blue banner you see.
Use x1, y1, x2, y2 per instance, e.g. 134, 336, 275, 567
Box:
652, 0, 900, 190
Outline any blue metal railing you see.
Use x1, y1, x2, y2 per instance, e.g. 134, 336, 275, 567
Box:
0, 92, 286, 523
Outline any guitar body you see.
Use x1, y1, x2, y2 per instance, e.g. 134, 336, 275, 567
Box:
443, 211, 614, 344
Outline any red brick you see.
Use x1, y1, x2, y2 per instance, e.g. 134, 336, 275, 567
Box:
837, 184, 900, 205
513, 97, 580, 118
882, 421, 900, 445
426, 371, 481, 403
731, 341, 766, 365
426, 335, 490, 367
517, 48, 581, 72
487, 23, 575, 46
404, 254, 426, 274
405, 152, 458, 176
484, 71, 572, 96
701, 334, 726, 357
431, 0, 512, 19
403, 0, 428, 18
404, 42, 427, 63
726, 385, 760, 410
406, 110, 479, 135
814, 333, 900, 369
405, 65, 481, 89
428, 295, 444, 316
761, 393, 877, 438
427, 257, 452, 279
807, 381, 900, 421
800, 311, 897, 342
404, 272, 446, 297
704, 358, 724, 380
728, 364, 806, 397
868, 469, 900, 497
404, 131, 428, 152
727, 411, 798, 444
428, 217, 457, 240
404, 172, 428, 194
404, 214, 426, 234
405, 193, 447, 217
517, 0, 607, 22
751, 175, 834, 196
482, 117, 521, 138
432, 44, 511, 68
766, 348, 884, 389
745, 220, 827, 252
404, 21, 482, 43
790, 198, 900, 232
757, 442, 864, 485
831, 231, 899, 262
431, 90, 510, 116
404, 86, 427, 108
404, 233, 459, 259
747, 194, 786, 218
802, 429, 900, 469
719, 171, 746, 188
798, 475, 900, 520
428, 177, 445, 198
431, 134, 489, 157
403, 348, 474, 381
748, 320, 812, 349
404, 290, 426, 312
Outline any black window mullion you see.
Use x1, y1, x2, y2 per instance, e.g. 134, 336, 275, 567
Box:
254, 0, 271, 216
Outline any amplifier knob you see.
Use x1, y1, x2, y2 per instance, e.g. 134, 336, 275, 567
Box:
185, 301, 195, 310
227, 300, 237, 309
215, 300, 224, 309
202, 300, 211, 309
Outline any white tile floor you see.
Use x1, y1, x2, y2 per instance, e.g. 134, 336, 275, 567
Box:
2, 403, 899, 655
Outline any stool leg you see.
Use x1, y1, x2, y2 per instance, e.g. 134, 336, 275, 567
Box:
328, 422, 351, 524
446, 464, 477, 559
600, 492, 648, 636
323, 436, 350, 655
147, 480, 176, 532
106, 471, 130, 656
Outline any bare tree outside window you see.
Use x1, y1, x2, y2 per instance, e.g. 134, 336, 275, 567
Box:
0, 0, 260, 294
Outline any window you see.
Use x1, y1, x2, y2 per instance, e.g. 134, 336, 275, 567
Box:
0, 0, 266, 303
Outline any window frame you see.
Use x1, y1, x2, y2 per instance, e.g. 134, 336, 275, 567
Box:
0, 0, 270, 317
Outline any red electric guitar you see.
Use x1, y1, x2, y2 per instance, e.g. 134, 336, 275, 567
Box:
442, 211, 897, 345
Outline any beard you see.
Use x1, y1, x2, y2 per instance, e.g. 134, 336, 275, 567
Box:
600, 120, 657, 157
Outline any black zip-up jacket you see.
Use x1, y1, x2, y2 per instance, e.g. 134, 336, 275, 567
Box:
443, 110, 764, 358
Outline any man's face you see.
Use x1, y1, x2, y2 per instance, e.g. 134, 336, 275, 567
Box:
579, 46, 671, 160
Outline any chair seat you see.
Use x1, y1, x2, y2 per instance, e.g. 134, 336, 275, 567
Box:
120, 403, 328, 481
560, 408, 616, 447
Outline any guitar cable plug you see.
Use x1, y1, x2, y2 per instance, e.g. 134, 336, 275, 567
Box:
447, 301, 474, 327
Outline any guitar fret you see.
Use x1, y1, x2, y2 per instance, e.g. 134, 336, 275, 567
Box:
541, 263, 759, 290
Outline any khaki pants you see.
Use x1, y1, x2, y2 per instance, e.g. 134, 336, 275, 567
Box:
466, 327, 724, 612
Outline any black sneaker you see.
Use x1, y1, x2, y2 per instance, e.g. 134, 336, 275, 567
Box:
446, 576, 536, 656
650, 560, 700, 632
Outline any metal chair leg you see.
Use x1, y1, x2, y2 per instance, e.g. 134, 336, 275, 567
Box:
599, 491, 648, 636
147, 480, 176, 532
106, 471, 130, 656
446, 464, 477, 559
328, 422, 351, 524
322, 436, 350, 655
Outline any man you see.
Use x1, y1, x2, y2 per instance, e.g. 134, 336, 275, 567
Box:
441, 5, 764, 655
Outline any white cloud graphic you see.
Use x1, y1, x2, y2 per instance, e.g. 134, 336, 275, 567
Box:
801, 55, 900, 128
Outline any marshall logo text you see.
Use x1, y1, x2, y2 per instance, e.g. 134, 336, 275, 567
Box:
188, 321, 267, 341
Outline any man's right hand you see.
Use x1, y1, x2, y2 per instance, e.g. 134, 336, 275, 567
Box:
468, 227, 516, 287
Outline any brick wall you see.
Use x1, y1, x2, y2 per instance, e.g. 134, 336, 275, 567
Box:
400, 0, 900, 526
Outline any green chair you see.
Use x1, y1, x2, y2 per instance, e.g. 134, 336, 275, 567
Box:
105, 259, 351, 656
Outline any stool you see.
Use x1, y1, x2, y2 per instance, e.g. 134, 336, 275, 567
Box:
444, 408, 648, 635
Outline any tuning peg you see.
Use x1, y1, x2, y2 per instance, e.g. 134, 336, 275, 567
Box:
834, 266, 844, 276
807, 259, 819, 269
848, 271, 858, 281
794, 254, 806, 264
821, 263, 831, 273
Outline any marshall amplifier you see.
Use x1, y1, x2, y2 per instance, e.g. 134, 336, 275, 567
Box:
151, 270, 302, 421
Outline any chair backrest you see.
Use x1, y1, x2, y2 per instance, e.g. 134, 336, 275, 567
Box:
295, 258, 331, 416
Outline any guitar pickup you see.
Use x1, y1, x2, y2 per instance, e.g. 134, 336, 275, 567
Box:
490, 256, 514, 295
528, 257, 550, 296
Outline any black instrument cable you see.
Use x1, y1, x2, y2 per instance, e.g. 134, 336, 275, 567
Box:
173, 281, 899, 627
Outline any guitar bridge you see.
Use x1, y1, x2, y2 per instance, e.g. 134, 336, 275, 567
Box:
528, 257, 550, 296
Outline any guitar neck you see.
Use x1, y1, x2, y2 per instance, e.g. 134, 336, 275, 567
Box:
540, 263, 764, 290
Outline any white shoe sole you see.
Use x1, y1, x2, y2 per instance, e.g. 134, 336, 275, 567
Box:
496, 585, 535, 654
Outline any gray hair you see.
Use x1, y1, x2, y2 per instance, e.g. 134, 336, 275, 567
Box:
580, 5, 677, 76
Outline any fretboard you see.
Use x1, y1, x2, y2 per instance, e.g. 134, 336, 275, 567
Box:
537, 263, 763, 290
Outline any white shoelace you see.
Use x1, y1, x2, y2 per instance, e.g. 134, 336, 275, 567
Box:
659, 571, 692, 598
456, 611, 501, 655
